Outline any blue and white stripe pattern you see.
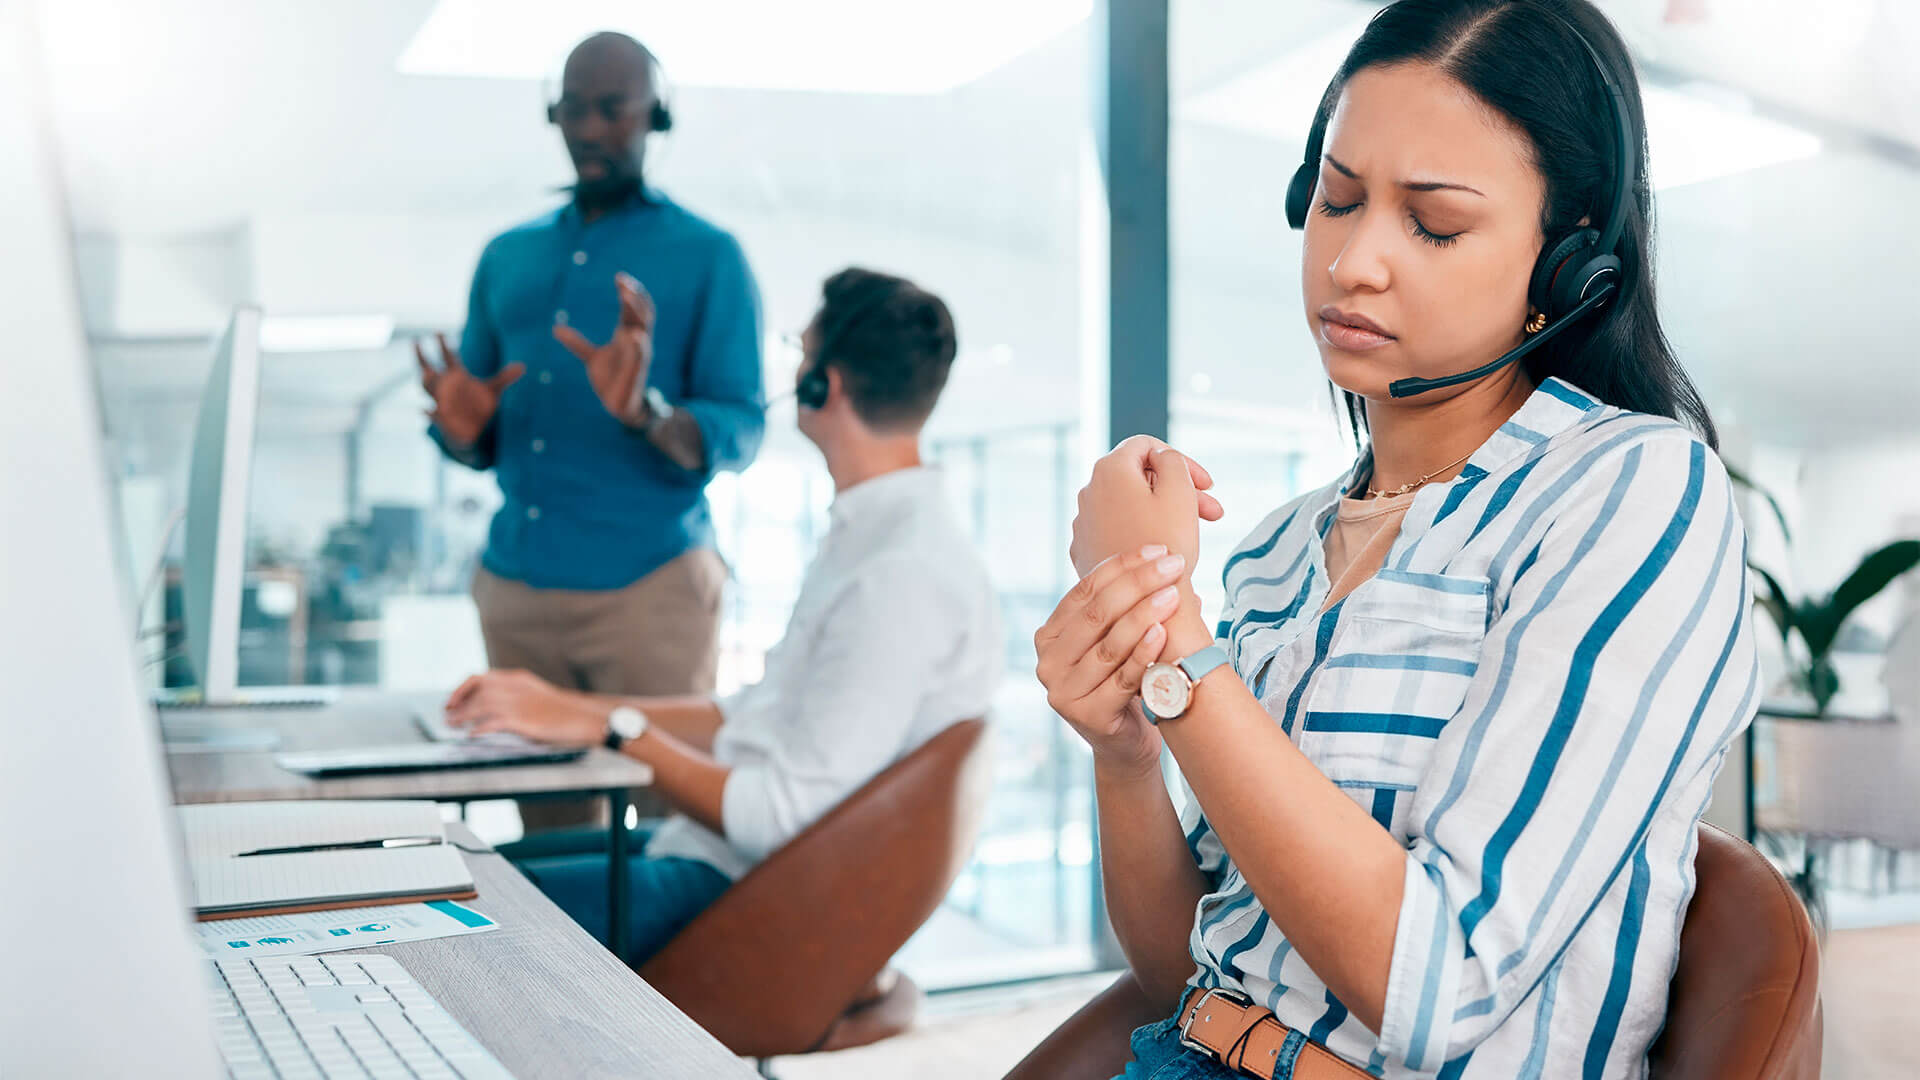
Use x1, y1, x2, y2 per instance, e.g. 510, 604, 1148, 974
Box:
1178, 378, 1758, 1078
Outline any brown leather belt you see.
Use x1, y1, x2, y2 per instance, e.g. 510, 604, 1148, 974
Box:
1177, 988, 1373, 1080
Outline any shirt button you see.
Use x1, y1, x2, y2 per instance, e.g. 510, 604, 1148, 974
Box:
526, 506, 541, 521
554, 310, 569, 326
572, 251, 588, 266
538, 371, 553, 385
531, 438, 546, 453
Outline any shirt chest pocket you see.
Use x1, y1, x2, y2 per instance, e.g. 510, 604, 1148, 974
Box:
1299, 569, 1490, 792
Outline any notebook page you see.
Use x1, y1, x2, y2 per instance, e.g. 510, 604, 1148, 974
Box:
189, 845, 472, 914
177, 800, 446, 857
175, 801, 469, 915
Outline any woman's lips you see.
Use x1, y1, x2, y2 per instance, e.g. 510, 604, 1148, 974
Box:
1318, 306, 1396, 352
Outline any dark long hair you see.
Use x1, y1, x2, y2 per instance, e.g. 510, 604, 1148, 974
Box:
1312, 0, 1717, 449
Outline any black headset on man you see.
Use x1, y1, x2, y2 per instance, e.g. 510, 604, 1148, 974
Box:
544, 44, 674, 133
1285, 10, 1635, 399
793, 277, 911, 411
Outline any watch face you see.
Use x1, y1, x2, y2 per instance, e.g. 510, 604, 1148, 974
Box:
1141, 663, 1191, 720
609, 706, 645, 741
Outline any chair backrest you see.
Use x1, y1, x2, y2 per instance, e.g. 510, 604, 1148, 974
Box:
1649, 822, 1823, 1079
640, 718, 991, 1057
1005, 823, 1823, 1080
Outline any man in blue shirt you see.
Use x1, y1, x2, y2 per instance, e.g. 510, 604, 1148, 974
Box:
416, 32, 764, 830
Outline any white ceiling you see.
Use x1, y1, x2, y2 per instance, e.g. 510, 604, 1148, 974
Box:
40, 0, 1920, 451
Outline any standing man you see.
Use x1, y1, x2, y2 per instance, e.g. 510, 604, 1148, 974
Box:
417, 32, 764, 831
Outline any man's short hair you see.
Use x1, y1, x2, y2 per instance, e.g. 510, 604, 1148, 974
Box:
815, 267, 958, 432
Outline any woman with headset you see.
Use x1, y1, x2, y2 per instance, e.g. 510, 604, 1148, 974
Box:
1035, 1, 1759, 1076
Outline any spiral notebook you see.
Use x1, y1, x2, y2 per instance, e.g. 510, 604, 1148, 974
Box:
177, 801, 476, 920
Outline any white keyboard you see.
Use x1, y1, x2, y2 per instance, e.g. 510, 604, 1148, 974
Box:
207, 954, 513, 1079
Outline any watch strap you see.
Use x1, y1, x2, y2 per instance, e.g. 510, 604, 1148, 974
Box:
1178, 644, 1230, 685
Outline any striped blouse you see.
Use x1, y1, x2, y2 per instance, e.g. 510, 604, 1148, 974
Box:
1177, 378, 1759, 1079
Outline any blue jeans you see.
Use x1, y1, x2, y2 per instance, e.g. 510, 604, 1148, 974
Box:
1115, 1016, 1247, 1080
509, 827, 731, 968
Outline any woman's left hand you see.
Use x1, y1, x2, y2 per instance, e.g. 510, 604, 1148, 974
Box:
1069, 435, 1225, 579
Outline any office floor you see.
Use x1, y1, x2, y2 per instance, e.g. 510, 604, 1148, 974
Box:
771, 923, 1920, 1079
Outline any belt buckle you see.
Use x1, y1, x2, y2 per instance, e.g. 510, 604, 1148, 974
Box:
1178, 986, 1254, 1056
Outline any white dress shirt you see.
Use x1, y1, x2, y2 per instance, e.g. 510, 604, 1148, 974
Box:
647, 465, 1002, 879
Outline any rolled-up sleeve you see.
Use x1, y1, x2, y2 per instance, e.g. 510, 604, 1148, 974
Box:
1376, 430, 1758, 1071
720, 557, 956, 859
674, 234, 765, 483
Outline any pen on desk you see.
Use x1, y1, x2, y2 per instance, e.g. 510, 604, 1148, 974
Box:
235, 835, 444, 858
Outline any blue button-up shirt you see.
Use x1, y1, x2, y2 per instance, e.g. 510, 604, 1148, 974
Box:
433, 190, 765, 591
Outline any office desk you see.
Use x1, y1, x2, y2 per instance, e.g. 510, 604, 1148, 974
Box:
332, 823, 753, 1079
164, 689, 655, 957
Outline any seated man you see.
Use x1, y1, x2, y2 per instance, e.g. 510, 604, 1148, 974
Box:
444, 268, 1002, 966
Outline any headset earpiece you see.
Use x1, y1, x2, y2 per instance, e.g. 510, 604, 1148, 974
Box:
650, 100, 673, 133
795, 366, 830, 410
1285, 161, 1316, 230
1528, 227, 1622, 323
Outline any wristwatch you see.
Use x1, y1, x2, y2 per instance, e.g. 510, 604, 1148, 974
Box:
1141, 644, 1230, 724
605, 705, 650, 751
637, 386, 674, 434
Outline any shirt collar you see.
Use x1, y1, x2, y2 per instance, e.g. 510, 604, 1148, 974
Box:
828, 465, 942, 530
1339, 376, 1605, 496
557, 182, 666, 226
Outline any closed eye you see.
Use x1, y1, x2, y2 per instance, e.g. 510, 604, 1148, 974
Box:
1411, 215, 1461, 247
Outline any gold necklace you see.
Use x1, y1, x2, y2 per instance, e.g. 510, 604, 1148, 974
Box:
1365, 447, 1476, 499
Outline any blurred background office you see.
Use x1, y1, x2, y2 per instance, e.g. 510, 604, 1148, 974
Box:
40, 0, 1919, 1073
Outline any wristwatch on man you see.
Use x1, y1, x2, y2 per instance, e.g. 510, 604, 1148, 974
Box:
605, 705, 650, 751
1141, 644, 1230, 724
636, 386, 674, 434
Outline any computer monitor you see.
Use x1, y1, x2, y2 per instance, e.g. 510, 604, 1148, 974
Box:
0, 3, 221, 1069
182, 304, 264, 703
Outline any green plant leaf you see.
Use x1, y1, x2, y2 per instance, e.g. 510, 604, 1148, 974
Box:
1798, 599, 1836, 659
1831, 539, 1920, 621
1749, 564, 1795, 647
1725, 462, 1792, 546
1802, 539, 1920, 658
1807, 657, 1840, 715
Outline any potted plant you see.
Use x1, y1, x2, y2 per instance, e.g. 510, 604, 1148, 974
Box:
1751, 540, 1920, 716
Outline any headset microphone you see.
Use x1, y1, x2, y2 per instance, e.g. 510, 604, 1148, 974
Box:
1386, 286, 1612, 397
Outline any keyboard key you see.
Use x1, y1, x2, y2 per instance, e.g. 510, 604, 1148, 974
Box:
292, 958, 333, 986
323, 958, 374, 985
357, 956, 414, 984
272, 1061, 324, 1080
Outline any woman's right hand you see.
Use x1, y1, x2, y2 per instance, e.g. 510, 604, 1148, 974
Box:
1035, 544, 1190, 778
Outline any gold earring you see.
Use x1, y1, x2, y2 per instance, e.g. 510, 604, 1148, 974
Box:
1524, 311, 1548, 335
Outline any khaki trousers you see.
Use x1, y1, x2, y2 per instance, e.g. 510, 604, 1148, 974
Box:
471, 548, 725, 832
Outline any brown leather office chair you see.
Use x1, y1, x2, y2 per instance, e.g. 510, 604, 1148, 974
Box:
1003, 821, 1822, 1080
640, 718, 991, 1060
1648, 822, 1823, 1079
